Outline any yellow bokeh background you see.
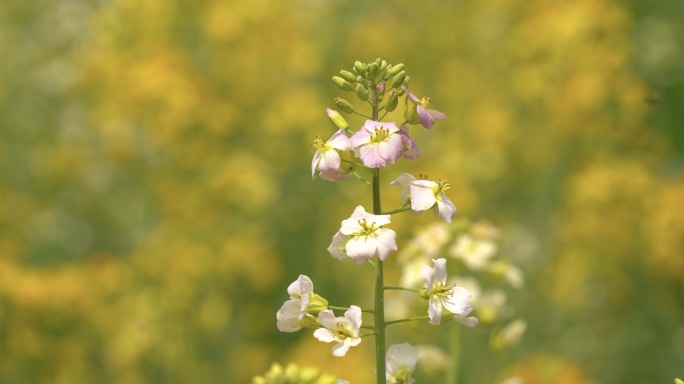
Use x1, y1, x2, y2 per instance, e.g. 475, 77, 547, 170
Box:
1, 0, 683, 383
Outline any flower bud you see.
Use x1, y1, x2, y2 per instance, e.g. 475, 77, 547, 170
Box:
326, 108, 349, 130
334, 97, 354, 113
388, 63, 405, 76
339, 70, 356, 83
419, 286, 429, 300
380, 59, 388, 72
385, 91, 399, 112
299, 313, 320, 328
369, 62, 380, 78
356, 83, 370, 101
356, 76, 369, 88
332, 76, 353, 91
376, 81, 386, 93
391, 71, 406, 88
307, 293, 329, 315
404, 99, 419, 124
353, 60, 365, 74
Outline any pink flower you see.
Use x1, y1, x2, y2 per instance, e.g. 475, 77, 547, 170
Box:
349, 120, 403, 168
312, 129, 352, 180
402, 86, 447, 129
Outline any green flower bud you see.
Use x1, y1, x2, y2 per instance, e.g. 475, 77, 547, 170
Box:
339, 70, 356, 83
369, 62, 380, 78
332, 76, 352, 91
404, 97, 419, 124
353, 60, 365, 74
388, 63, 405, 76
356, 83, 370, 101
385, 91, 399, 112
419, 286, 429, 300
326, 108, 349, 130
403, 75, 411, 87
380, 59, 388, 72
334, 97, 354, 114
307, 293, 329, 315
391, 70, 406, 88
299, 313, 320, 328
374, 57, 382, 66
356, 76, 369, 88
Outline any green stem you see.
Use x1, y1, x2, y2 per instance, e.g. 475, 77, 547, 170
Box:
353, 110, 373, 119
445, 325, 461, 384
385, 315, 430, 326
383, 286, 421, 293
382, 205, 412, 215
371, 79, 387, 384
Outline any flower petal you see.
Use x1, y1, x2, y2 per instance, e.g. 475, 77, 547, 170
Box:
428, 297, 442, 325
317, 310, 338, 329
314, 328, 336, 343
418, 106, 435, 129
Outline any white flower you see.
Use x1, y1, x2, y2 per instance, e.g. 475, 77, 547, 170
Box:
349, 120, 403, 168
312, 129, 352, 181
313, 306, 362, 357
449, 234, 497, 271
327, 205, 397, 264
390, 173, 456, 223
276, 275, 326, 332
386, 343, 418, 384
422, 258, 476, 325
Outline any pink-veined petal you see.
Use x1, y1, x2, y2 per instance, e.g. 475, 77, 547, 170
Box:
311, 151, 322, 178
328, 129, 352, 150
359, 144, 387, 168
318, 150, 341, 173
417, 106, 435, 129
428, 109, 447, 121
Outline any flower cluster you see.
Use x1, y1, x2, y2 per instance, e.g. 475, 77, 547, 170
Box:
277, 59, 478, 383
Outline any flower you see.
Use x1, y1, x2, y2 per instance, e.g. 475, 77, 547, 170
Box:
421, 258, 476, 325
390, 173, 456, 223
349, 120, 403, 168
312, 129, 352, 181
276, 275, 327, 332
313, 306, 362, 357
327, 205, 397, 264
386, 343, 418, 384
402, 86, 446, 129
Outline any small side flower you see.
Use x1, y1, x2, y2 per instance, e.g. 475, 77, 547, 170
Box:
421, 258, 477, 326
386, 343, 418, 384
390, 174, 456, 223
312, 128, 353, 181
402, 86, 446, 129
313, 306, 362, 357
276, 275, 328, 332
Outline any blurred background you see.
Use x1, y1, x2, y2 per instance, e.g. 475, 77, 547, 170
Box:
1, 0, 683, 383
